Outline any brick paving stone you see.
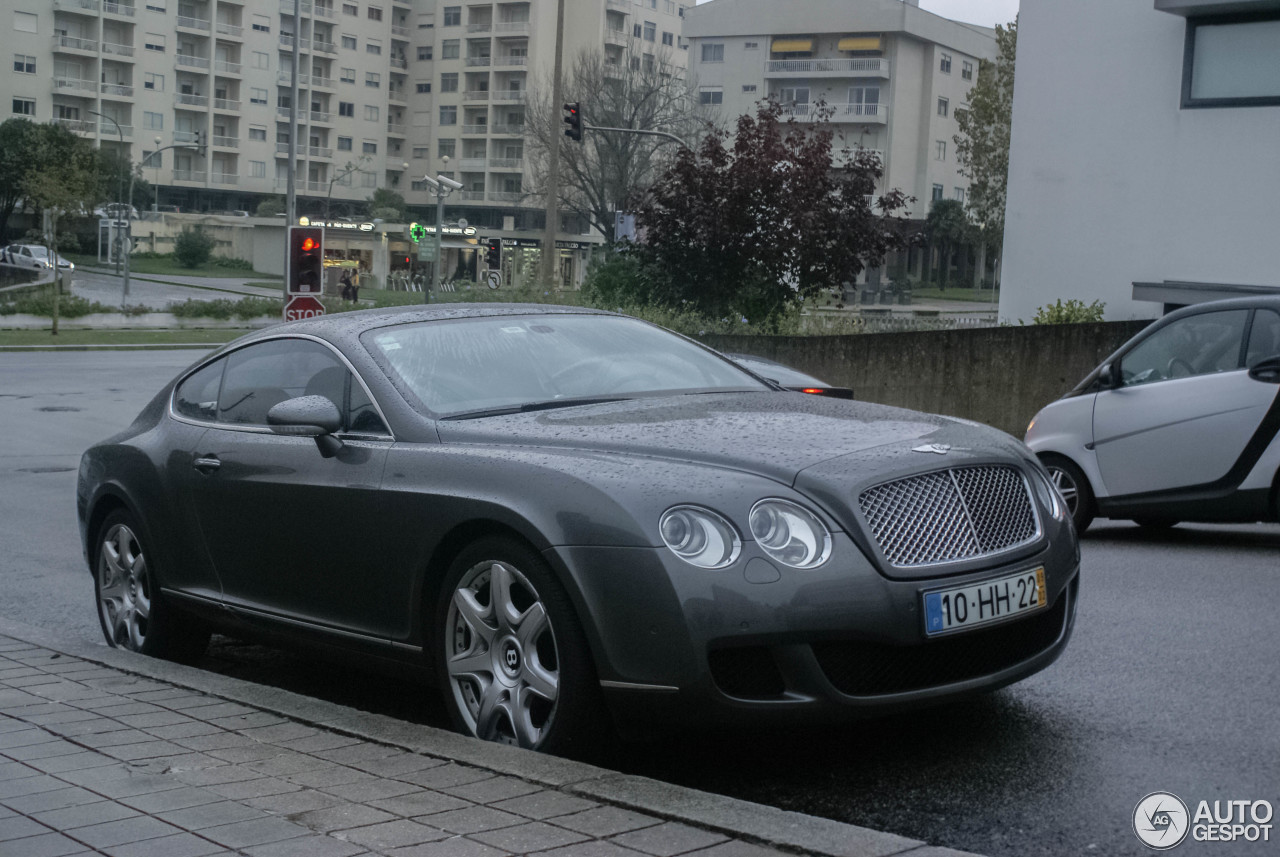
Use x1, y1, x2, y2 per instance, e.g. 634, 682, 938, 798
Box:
245, 835, 371, 857
5, 674, 67, 688
206, 776, 301, 801
120, 786, 225, 814
0, 830, 90, 857
682, 842, 791, 857
0, 813, 50, 840
321, 777, 422, 803
208, 713, 287, 731
158, 800, 269, 830
555, 807, 663, 838
471, 820, 591, 853
175, 702, 254, 719
6, 702, 69, 717
534, 843, 648, 857
276, 733, 361, 754
33, 800, 139, 830
0, 773, 69, 799
74, 815, 185, 848
292, 803, 398, 833
89, 702, 165, 719
368, 791, 473, 819
175, 732, 260, 752
385, 837, 512, 857
247, 788, 345, 816
439, 777, 541, 805
489, 791, 598, 821
399, 765, 493, 791
286, 766, 376, 789
200, 815, 312, 849
336, 818, 451, 849
609, 823, 728, 857
78, 729, 154, 748
247, 752, 333, 777
315, 743, 404, 766
238, 723, 319, 743
156, 696, 228, 712
145, 721, 225, 741
101, 830, 229, 857
351, 753, 446, 778
208, 745, 292, 764
83, 677, 170, 695
28, 750, 121, 775
4, 785, 104, 814
100, 740, 190, 762
49, 719, 134, 739
0, 689, 45, 708
4, 739, 84, 761
25, 710, 102, 726
174, 765, 265, 788
132, 688, 199, 704
132, 752, 225, 774
0, 728, 59, 750
425, 806, 526, 836
117, 711, 195, 730
0, 760, 38, 779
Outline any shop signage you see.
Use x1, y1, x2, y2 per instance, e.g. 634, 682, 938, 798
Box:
298, 217, 375, 232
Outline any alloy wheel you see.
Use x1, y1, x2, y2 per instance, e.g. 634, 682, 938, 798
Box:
1046, 465, 1079, 517
97, 523, 151, 651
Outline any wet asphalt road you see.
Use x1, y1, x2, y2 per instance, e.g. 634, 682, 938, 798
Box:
2, 349, 1278, 857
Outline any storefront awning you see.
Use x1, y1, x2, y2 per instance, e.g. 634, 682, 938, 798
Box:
771, 38, 813, 53
838, 36, 881, 51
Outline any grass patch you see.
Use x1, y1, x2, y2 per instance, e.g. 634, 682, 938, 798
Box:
909, 287, 1000, 303
0, 328, 241, 348
66, 253, 281, 280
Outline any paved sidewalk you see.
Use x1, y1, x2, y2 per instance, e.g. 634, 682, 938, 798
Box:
0, 620, 975, 857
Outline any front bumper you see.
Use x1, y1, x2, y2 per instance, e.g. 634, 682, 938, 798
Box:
548, 530, 1079, 731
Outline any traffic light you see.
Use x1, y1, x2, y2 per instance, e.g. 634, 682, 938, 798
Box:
288, 226, 324, 294
563, 102, 582, 142
193, 130, 206, 157
485, 238, 501, 269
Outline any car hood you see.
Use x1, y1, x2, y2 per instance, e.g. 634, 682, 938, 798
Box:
434, 392, 1020, 485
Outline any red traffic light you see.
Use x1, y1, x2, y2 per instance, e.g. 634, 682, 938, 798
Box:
301, 237, 318, 252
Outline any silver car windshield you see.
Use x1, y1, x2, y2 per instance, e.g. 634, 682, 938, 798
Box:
365, 314, 768, 417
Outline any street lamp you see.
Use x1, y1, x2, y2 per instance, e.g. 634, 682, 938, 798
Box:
151, 136, 162, 212
88, 110, 132, 306
420, 164, 461, 305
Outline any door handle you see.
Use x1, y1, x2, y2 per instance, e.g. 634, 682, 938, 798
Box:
193, 456, 221, 474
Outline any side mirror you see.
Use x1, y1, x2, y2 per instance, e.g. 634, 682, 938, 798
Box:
1097, 363, 1118, 389
1248, 355, 1280, 384
267, 395, 344, 457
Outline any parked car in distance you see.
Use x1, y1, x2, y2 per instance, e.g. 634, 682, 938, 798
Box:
154, 205, 181, 214
1, 244, 75, 271
727, 353, 855, 399
1026, 295, 1280, 532
79, 305, 1079, 756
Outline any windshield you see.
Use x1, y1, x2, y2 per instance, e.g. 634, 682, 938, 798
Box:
364, 314, 768, 417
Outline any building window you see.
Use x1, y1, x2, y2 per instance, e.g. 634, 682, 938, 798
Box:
144, 3, 165, 12
662, 31, 673, 46
440, 72, 458, 92
699, 87, 722, 105
143, 111, 163, 129
442, 40, 459, 59
12, 98, 35, 116
339, 101, 354, 116
253, 51, 269, 68
744, 41, 758, 49
250, 87, 267, 104
145, 33, 166, 52
341, 34, 357, 49
248, 126, 266, 141
417, 45, 433, 60
438, 138, 456, 158
1182, 13, 1280, 108
250, 160, 266, 178
365, 105, 380, 121
954, 187, 965, 202
368, 41, 382, 55
665, 0, 675, 12
367, 5, 382, 20
412, 146, 428, 158
337, 136, 353, 150
742, 84, 756, 92
13, 55, 35, 74
362, 140, 377, 153
962, 60, 973, 80
931, 184, 943, 201
340, 67, 355, 83
633, 23, 642, 38
443, 6, 461, 25
366, 72, 380, 87
342, 2, 357, 14
701, 42, 724, 62
251, 14, 269, 32
643, 21, 656, 41
145, 72, 165, 91
440, 105, 457, 124
935, 139, 946, 160
939, 52, 952, 73
411, 179, 429, 191
937, 97, 948, 117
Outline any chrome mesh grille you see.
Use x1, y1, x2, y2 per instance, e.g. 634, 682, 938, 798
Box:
858, 466, 1039, 567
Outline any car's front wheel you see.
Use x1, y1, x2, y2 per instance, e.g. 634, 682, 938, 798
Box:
436, 536, 607, 757
1040, 455, 1095, 534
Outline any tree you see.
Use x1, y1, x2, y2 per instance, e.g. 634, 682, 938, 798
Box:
0, 118, 38, 241
365, 187, 406, 221
954, 18, 1016, 283
255, 196, 286, 217
526, 43, 710, 242
924, 198, 971, 290
96, 149, 153, 213
174, 228, 215, 268
20, 123, 103, 335
634, 100, 911, 323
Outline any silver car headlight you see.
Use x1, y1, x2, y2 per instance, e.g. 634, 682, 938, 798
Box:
1030, 466, 1067, 522
659, 505, 741, 569
749, 499, 832, 568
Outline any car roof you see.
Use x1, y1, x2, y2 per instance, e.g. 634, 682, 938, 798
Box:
274, 303, 614, 337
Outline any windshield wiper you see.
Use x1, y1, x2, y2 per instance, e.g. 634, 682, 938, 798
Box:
441, 396, 632, 421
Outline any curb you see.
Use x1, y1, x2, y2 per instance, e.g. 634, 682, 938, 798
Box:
0, 615, 976, 857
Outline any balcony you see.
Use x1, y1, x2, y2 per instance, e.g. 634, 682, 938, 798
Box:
459, 157, 486, 170
54, 0, 99, 12
211, 172, 239, 185
103, 1, 136, 16
392, 25, 411, 38
176, 54, 211, 70
489, 158, 522, 170
101, 83, 135, 98
490, 89, 525, 102
466, 56, 492, 68
213, 97, 241, 111
313, 40, 337, 54
386, 122, 406, 135
311, 75, 335, 88
606, 0, 629, 10
52, 35, 99, 54
314, 4, 335, 18
780, 102, 888, 124
99, 122, 133, 137
280, 0, 312, 13
279, 34, 311, 51
459, 190, 486, 201
212, 135, 239, 148
173, 130, 199, 143
388, 90, 407, 104
462, 124, 489, 135
495, 55, 528, 67
490, 123, 524, 135
53, 118, 96, 135
307, 145, 333, 158
176, 15, 212, 32
214, 60, 242, 75
173, 170, 207, 183
604, 30, 627, 48
175, 92, 209, 108
764, 58, 890, 78
487, 191, 522, 203
463, 90, 491, 102
311, 110, 331, 123
493, 21, 530, 34
54, 77, 98, 95
215, 22, 244, 38
101, 42, 136, 58
390, 56, 408, 69
277, 70, 297, 85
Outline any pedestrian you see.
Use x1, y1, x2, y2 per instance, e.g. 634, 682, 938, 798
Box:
339, 269, 353, 302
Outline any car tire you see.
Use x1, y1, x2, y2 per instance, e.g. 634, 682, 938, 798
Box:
93, 509, 210, 663
436, 536, 608, 758
1040, 455, 1095, 534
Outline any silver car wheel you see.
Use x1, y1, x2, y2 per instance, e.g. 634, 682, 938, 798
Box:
445, 559, 560, 749
97, 523, 152, 651
1047, 465, 1079, 516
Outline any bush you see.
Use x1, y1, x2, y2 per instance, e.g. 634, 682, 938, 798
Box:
173, 229, 216, 268
168, 296, 282, 319
1032, 299, 1106, 324
0, 288, 127, 318
209, 256, 254, 270
255, 196, 286, 217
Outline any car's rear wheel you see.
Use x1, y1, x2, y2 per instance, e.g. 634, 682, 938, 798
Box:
1040, 455, 1095, 534
436, 536, 607, 757
94, 509, 210, 662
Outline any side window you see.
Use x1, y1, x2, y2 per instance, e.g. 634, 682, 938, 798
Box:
1246, 309, 1280, 368
218, 339, 345, 425
174, 359, 225, 421
349, 380, 389, 435
1119, 310, 1249, 387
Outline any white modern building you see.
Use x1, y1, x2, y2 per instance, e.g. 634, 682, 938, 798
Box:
1000, 0, 1280, 322
3, 0, 689, 286
682, 0, 996, 222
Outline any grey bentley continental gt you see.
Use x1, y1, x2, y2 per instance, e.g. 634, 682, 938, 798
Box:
78, 304, 1080, 755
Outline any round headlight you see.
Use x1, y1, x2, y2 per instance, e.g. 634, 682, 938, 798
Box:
749, 499, 832, 568
659, 506, 741, 569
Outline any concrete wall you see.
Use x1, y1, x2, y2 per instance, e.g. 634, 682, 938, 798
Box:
700, 320, 1151, 436
1000, 0, 1280, 323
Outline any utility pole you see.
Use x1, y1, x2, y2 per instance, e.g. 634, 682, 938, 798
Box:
287, 0, 301, 229
540, 0, 566, 290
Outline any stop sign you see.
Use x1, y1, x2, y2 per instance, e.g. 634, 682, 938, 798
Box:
284, 294, 325, 322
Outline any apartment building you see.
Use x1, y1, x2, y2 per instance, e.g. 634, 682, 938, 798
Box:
3, 0, 688, 285
683, 0, 995, 222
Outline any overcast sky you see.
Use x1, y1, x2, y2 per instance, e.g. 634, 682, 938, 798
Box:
693, 0, 1019, 29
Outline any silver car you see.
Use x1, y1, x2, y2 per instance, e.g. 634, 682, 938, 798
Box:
1, 244, 75, 271
1026, 296, 1280, 532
